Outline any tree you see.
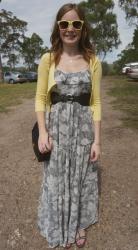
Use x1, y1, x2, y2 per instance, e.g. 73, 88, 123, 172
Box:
20, 33, 48, 71
119, 0, 138, 25
114, 1, 138, 73
132, 28, 138, 49
6, 53, 19, 70
0, 9, 27, 82
79, 0, 121, 59
113, 26, 138, 72
102, 61, 110, 75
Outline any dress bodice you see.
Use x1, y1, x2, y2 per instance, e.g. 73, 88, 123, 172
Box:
50, 69, 92, 96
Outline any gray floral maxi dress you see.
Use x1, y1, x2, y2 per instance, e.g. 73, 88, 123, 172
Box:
37, 69, 99, 248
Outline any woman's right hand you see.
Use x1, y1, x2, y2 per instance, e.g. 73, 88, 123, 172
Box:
38, 131, 53, 154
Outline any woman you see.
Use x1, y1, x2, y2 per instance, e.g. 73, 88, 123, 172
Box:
35, 3, 102, 249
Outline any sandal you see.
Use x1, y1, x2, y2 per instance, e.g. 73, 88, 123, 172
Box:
65, 243, 72, 249
75, 230, 87, 248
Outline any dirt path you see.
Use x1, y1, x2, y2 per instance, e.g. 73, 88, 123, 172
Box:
0, 78, 138, 250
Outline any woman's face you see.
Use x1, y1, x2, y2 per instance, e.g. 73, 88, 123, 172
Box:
59, 9, 82, 47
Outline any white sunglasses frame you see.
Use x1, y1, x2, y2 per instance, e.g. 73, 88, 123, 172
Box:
57, 20, 84, 30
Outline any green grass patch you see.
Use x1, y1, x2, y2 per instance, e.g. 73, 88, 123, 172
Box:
0, 82, 36, 113
107, 76, 138, 130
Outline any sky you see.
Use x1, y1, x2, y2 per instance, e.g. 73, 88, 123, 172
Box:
0, 0, 135, 63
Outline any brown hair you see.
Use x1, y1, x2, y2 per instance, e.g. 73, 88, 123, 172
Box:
50, 3, 95, 65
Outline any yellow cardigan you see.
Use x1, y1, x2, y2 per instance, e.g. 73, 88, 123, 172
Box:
35, 52, 102, 121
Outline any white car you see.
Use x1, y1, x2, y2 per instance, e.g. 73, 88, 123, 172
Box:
127, 65, 138, 79
122, 62, 138, 74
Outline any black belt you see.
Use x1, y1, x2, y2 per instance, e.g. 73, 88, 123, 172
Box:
51, 92, 91, 106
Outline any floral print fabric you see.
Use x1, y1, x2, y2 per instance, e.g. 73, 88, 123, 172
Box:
37, 69, 99, 248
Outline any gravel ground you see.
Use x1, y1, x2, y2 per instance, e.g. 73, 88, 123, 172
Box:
0, 78, 138, 250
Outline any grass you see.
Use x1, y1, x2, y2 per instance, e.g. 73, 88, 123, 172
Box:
0, 82, 36, 113
107, 75, 138, 130
0, 76, 138, 130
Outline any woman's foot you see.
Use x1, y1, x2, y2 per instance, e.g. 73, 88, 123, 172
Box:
65, 243, 72, 249
75, 229, 87, 248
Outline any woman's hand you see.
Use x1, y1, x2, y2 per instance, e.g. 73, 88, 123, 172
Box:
38, 131, 53, 154
90, 142, 101, 162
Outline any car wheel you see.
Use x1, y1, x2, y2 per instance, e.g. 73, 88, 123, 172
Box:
9, 79, 14, 84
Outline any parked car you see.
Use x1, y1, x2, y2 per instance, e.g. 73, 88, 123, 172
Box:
23, 72, 37, 82
122, 62, 138, 74
127, 65, 138, 80
122, 64, 131, 74
4, 72, 27, 84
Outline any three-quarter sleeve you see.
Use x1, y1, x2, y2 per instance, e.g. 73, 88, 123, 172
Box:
90, 58, 102, 121
35, 53, 50, 112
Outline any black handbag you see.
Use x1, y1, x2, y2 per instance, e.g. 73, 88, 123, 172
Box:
32, 122, 51, 162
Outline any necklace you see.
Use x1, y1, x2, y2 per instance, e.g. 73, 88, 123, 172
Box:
61, 55, 77, 63
68, 58, 73, 63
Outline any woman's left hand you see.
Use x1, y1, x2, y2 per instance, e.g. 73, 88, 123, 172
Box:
90, 142, 101, 162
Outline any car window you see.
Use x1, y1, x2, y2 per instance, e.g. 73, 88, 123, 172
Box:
131, 65, 138, 69
5, 72, 11, 76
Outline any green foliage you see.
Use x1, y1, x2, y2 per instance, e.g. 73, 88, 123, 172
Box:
79, 0, 121, 58
102, 61, 110, 75
119, 0, 138, 25
132, 28, 138, 49
0, 9, 48, 81
0, 9, 27, 67
102, 61, 116, 75
0, 9, 27, 82
20, 33, 48, 71
113, 27, 138, 72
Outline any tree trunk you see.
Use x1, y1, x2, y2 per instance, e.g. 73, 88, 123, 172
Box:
0, 54, 4, 83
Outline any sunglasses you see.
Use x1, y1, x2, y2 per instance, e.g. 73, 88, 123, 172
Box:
57, 20, 84, 30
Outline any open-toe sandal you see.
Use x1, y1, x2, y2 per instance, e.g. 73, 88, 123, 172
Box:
65, 243, 72, 249
75, 230, 87, 248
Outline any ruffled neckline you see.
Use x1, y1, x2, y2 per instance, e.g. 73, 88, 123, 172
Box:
55, 68, 90, 75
